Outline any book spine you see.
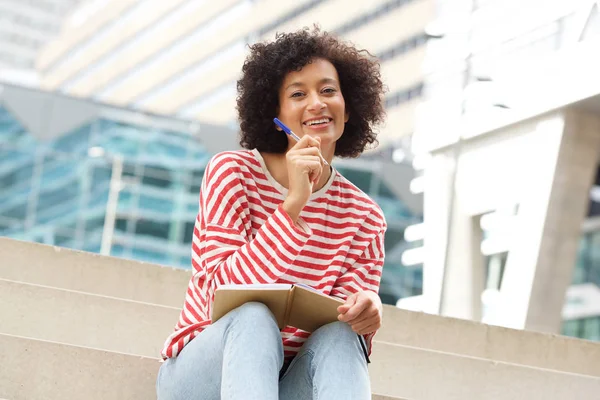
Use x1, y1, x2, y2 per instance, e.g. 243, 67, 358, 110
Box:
282, 286, 296, 328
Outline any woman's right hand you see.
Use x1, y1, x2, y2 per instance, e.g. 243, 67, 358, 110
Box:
282, 135, 324, 223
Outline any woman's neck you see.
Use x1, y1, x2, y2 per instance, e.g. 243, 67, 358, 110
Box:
260, 151, 332, 193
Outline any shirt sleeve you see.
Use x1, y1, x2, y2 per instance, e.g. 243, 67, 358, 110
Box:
192, 154, 312, 294
330, 222, 386, 356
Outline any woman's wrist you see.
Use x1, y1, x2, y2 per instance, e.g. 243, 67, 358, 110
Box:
282, 198, 304, 223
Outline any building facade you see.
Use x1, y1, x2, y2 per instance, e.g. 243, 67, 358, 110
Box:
406, 0, 600, 341
0, 0, 83, 81
35, 0, 433, 151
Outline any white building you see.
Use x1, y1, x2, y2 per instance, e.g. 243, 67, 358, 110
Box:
404, 0, 600, 341
0, 0, 82, 85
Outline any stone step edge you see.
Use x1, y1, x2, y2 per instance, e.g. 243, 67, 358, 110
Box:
4, 331, 598, 383
0, 277, 181, 311
372, 340, 600, 379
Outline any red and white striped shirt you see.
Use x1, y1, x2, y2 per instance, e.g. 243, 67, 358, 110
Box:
161, 149, 386, 360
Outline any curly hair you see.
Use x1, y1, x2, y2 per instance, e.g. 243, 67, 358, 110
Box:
236, 27, 385, 158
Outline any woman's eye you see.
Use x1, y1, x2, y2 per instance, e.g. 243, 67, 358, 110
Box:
291, 92, 304, 98
322, 88, 336, 94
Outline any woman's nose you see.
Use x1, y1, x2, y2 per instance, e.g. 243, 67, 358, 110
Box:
307, 94, 326, 111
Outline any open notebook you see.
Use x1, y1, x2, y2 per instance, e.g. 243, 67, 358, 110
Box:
211, 283, 344, 332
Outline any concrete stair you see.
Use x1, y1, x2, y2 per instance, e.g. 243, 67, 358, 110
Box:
0, 278, 178, 357
1, 238, 599, 399
0, 333, 402, 399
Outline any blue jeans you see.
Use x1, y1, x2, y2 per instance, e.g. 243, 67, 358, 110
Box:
156, 302, 371, 399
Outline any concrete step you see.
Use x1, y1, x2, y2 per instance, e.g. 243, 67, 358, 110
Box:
0, 237, 189, 308
378, 305, 600, 378
0, 333, 158, 400
0, 334, 406, 400
368, 341, 600, 400
0, 278, 178, 357
2, 333, 597, 400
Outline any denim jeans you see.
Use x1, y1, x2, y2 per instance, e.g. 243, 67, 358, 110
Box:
156, 302, 371, 400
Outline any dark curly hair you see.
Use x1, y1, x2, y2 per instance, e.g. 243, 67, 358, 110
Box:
236, 27, 385, 158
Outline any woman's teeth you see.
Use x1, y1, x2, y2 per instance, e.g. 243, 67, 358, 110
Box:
306, 118, 330, 126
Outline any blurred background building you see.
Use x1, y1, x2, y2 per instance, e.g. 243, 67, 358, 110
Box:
403, 0, 600, 341
0, 0, 83, 86
1, 0, 599, 343
34, 0, 431, 150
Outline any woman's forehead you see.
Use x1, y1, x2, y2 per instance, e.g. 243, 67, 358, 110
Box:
281, 58, 340, 88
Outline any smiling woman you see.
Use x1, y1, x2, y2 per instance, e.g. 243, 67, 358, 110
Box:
157, 27, 387, 400
237, 27, 386, 158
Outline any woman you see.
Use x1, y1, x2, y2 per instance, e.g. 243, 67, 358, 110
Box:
157, 27, 387, 400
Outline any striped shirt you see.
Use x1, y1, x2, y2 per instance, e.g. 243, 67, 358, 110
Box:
161, 149, 386, 360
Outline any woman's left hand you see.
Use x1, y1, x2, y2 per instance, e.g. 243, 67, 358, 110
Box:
337, 291, 383, 335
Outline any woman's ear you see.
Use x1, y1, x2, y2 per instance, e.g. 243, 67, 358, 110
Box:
344, 110, 350, 123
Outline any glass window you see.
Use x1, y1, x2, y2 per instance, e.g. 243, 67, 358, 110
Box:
141, 167, 172, 188
583, 317, 600, 341
377, 181, 397, 199
0, 159, 33, 196
561, 319, 580, 337
180, 255, 192, 269
338, 168, 373, 193
131, 247, 167, 265
138, 194, 174, 214
35, 181, 81, 219
114, 217, 128, 233
135, 219, 171, 240
183, 221, 195, 244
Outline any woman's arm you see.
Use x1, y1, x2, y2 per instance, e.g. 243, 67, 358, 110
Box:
194, 153, 313, 292
332, 225, 386, 354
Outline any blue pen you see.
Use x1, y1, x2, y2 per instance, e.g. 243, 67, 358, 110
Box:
274, 117, 330, 166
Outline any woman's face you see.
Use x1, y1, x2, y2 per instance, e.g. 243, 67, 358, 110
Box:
277, 58, 349, 153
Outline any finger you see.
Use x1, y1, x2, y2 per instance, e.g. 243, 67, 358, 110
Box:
295, 134, 321, 149
289, 155, 322, 165
349, 310, 380, 330
290, 146, 323, 158
292, 159, 322, 184
293, 158, 322, 174
344, 305, 379, 326
352, 322, 379, 335
346, 296, 370, 320
337, 293, 357, 316
310, 163, 322, 184
339, 296, 369, 322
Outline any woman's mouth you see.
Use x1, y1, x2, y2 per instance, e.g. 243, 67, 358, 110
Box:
303, 117, 333, 130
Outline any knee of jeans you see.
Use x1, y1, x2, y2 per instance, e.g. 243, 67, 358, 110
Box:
310, 321, 356, 346
232, 301, 277, 328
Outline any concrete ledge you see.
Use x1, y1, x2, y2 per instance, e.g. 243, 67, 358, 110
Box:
369, 341, 600, 400
0, 279, 179, 357
0, 238, 189, 307
0, 334, 406, 400
379, 305, 600, 377
2, 333, 597, 400
0, 333, 159, 400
